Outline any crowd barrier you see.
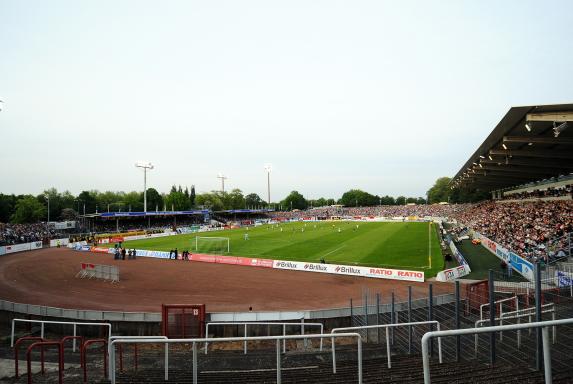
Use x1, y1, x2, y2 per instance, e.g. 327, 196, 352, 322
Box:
474, 231, 534, 280
76, 263, 119, 283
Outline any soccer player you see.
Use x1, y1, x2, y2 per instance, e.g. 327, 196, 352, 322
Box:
244, 233, 249, 240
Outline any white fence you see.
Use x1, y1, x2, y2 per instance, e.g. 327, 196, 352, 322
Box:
110, 333, 364, 384
421, 318, 573, 384
204, 322, 324, 354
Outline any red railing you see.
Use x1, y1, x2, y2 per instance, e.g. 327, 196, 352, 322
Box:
81, 339, 108, 383
26, 341, 63, 384
14, 337, 44, 379
118, 343, 139, 372
61, 336, 84, 366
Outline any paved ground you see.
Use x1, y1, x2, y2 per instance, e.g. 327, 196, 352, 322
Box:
0, 248, 454, 313
0, 358, 79, 379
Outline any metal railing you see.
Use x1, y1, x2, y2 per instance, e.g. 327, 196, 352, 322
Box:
422, 318, 573, 384
204, 321, 324, 354
330, 321, 443, 372
474, 304, 556, 353
110, 333, 363, 384
11, 319, 111, 352
107, 336, 168, 379
479, 295, 518, 320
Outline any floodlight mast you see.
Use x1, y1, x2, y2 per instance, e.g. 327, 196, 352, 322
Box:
135, 162, 154, 213
217, 173, 228, 193
264, 164, 272, 206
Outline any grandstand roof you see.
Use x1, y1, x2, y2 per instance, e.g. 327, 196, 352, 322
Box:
451, 103, 573, 191
83, 210, 210, 218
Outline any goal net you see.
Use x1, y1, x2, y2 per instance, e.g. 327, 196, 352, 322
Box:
194, 236, 230, 254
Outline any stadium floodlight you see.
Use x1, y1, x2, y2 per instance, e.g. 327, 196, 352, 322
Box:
553, 122, 568, 137
135, 161, 154, 212
479, 163, 483, 168
488, 155, 493, 160
264, 163, 272, 205
525, 122, 532, 132
45, 194, 50, 224
217, 173, 228, 192
502, 143, 508, 150
479, 155, 485, 159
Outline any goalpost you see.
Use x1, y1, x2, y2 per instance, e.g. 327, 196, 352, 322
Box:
194, 236, 230, 254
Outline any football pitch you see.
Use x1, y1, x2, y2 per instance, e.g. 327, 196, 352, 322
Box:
110, 221, 444, 276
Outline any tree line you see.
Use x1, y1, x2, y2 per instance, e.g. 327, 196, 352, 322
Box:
0, 176, 488, 223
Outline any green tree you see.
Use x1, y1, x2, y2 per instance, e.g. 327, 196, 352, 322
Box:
339, 189, 379, 207
281, 191, 307, 210
315, 198, 327, 207
60, 208, 78, 221
416, 197, 427, 205
449, 187, 490, 203
190, 185, 196, 208
245, 193, 264, 208
406, 197, 417, 204
427, 177, 452, 204
77, 191, 98, 213
11, 196, 46, 223
145, 188, 163, 211
228, 189, 246, 209
123, 191, 144, 212
380, 195, 395, 205
165, 188, 188, 210
195, 193, 224, 211
395, 196, 406, 205
0, 194, 18, 222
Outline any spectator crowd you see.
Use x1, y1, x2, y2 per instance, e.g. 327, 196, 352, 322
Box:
451, 200, 573, 263
501, 184, 573, 201
0, 223, 60, 246
269, 204, 468, 220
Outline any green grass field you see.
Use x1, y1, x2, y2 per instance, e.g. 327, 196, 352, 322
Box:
108, 221, 444, 276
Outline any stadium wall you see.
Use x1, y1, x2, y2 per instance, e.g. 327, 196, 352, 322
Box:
0, 293, 456, 337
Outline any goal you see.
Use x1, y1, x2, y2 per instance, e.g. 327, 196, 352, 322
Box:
194, 236, 230, 254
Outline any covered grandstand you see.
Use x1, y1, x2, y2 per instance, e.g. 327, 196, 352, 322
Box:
450, 103, 573, 197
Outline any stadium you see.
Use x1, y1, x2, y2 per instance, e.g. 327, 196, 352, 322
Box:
2, 3, 573, 383
1, 103, 573, 383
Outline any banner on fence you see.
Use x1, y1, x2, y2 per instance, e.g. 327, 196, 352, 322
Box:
0, 246, 5, 256
475, 232, 534, 281
91, 247, 111, 253
99, 244, 424, 282
436, 265, 471, 282
135, 249, 171, 259
449, 240, 470, 268
556, 270, 573, 287
272, 259, 424, 282
5, 243, 32, 254
189, 254, 274, 268
30, 241, 43, 250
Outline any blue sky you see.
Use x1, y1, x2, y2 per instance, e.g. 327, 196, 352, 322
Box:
1, 0, 572, 200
